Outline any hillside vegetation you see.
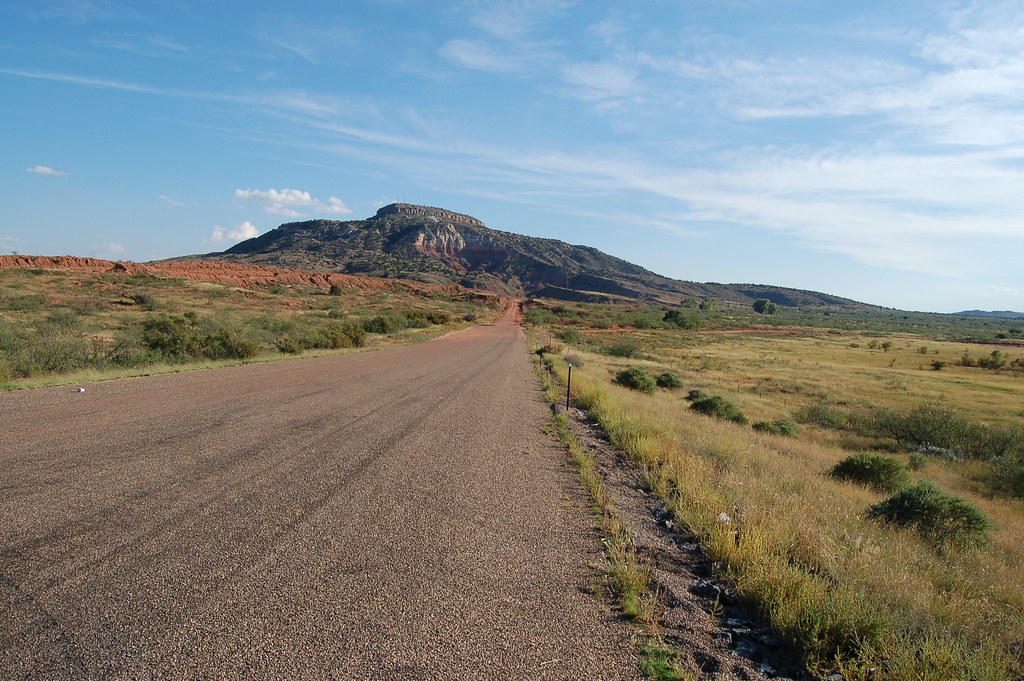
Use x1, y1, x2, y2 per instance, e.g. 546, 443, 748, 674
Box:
0, 258, 499, 388
188, 203, 872, 310
528, 298, 1024, 680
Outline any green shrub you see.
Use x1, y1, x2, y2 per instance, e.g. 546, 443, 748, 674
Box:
139, 314, 202, 358
605, 340, 641, 358
328, 284, 343, 296
685, 389, 708, 402
274, 334, 304, 354
362, 314, 405, 334
868, 481, 991, 548
991, 450, 1024, 498
560, 327, 582, 344
908, 452, 928, 471
830, 451, 910, 492
690, 395, 748, 425
655, 372, 683, 389
614, 367, 657, 395
793, 403, 847, 429
0, 358, 13, 384
523, 306, 554, 325
753, 419, 798, 437
327, 308, 346, 319
427, 310, 451, 325
403, 309, 432, 328
205, 326, 260, 360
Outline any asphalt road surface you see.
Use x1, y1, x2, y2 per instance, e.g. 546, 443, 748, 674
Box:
1, 309, 642, 680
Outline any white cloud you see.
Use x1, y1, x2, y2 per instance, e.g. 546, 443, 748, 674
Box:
101, 242, 127, 255
207, 221, 260, 244
439, 39, 521, 73
562, 61, 638, 104
234, 188, 351, 217
157, 194, 183, 206
986, 285, 1024, 297
26, 165, 70, 175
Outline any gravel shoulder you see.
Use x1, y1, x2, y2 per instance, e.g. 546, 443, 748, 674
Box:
1, 308, 642, 680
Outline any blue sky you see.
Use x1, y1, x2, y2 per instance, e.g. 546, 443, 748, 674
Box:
3, 1, 1023, 313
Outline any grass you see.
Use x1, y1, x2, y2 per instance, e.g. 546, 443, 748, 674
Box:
529, 321, 1024, 680
537, 357, 688, 679
0, 263, 501, 388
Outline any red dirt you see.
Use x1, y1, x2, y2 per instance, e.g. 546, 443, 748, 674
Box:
0, 255, 478, 297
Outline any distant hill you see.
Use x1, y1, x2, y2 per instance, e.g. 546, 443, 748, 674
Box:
184, 203, 874, 310
957, 310, 1024, 319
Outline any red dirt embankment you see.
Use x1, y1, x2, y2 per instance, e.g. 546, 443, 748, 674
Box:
0, 255, 470, 297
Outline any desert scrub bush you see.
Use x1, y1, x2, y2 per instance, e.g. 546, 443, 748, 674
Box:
362, 313, 406, 334
689, 395, 748, 425
302, 321, 366, 350
684, 388, 708, 402
655, 372, 683, 389
991, 450, 1024, 498
614, 367, 657, 395
0, 357, 13, 384
559, 327, 582, 344
138, 314, 203, 358
829, 451, 910, 492
534, 343, 562, 356
205, 325, 260, 360
867, 481, 991, 549
752, 419, 798, 437
403, 309, 432, 328
793, 403, 847, 429
604, 340, 641, 358
274, 333, 304, 354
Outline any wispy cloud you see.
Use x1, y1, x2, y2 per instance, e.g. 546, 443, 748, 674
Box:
157, 194, 183, 206
100, 242, 126, 255
26, 165, 70, 175
439, 39, 522, 73
234, 188, 351, 218
207, 221, 260, 244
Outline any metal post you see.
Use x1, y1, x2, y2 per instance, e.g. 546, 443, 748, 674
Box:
566, 363, 573, 411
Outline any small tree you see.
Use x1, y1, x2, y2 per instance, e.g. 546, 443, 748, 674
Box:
699, 299, 715, 311
753, 298, 779, 315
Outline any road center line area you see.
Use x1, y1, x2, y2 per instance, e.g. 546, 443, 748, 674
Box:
0, 311, 642, 680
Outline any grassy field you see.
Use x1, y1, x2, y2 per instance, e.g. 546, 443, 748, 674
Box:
0, 264, 501, 388
528, 300, 1024, 680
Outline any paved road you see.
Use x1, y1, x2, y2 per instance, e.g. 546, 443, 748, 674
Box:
0, 309, 641, 680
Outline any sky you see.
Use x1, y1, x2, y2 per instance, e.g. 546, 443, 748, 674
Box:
2, 1, 1023, 313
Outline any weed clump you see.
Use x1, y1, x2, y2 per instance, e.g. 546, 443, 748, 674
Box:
868, 481, 991, 548
793, 403, 847, 429
614, 367, 657, 395
752, 418, 798, 437
689, 395, 748, 425
830, 451, 910, 492
655, 371, 683, 389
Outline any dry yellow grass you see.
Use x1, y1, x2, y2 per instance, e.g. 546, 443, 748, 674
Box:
536, 329, 1024, 680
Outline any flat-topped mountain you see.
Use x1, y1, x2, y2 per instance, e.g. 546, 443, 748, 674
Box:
189, 203, 870, 309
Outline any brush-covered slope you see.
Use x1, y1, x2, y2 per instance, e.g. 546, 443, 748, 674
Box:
193, 203, 869, 309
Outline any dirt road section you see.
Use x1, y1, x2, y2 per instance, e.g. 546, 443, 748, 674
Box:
0, 308, 640, 680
